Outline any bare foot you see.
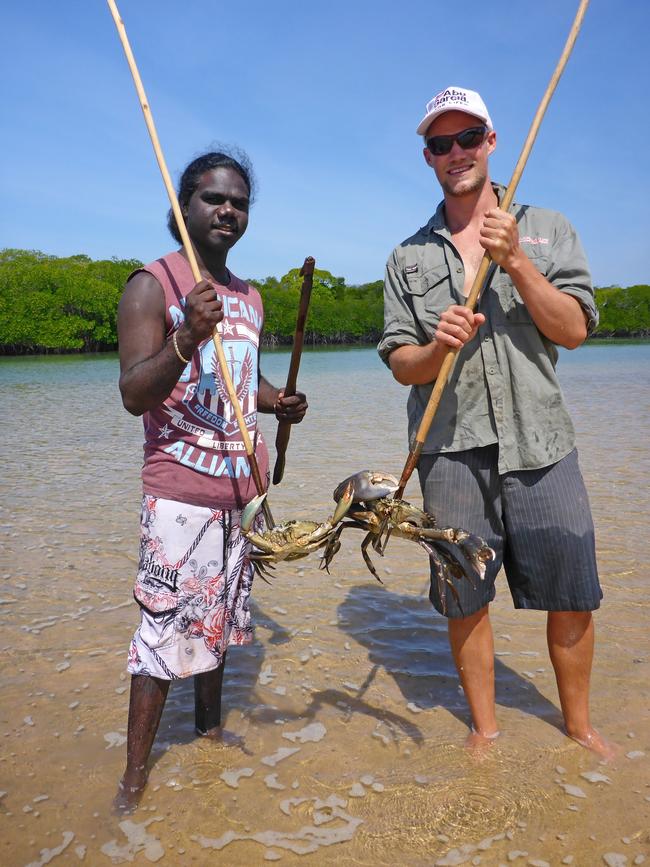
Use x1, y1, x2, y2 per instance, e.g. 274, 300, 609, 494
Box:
465, 727, 500, 759
112, 774, 146, 815
565, 727, 619, 764
196, 726, 252, 755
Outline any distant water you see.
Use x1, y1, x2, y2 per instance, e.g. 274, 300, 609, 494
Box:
0, 343, 649, 866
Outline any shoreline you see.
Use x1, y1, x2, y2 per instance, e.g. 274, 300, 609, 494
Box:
1, 333, 650, 358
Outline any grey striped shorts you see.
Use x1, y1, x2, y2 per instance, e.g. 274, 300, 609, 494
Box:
417, 446, 602, 618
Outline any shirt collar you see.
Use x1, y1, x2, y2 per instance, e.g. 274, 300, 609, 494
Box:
424, 182, 508, 236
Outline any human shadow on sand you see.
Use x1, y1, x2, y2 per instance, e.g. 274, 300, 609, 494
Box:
151, 597, 424, 760
336, 582, 565, 735
149, 601, 292, 758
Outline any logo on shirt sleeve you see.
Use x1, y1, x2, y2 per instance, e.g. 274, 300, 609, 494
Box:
520, 235, 549, 246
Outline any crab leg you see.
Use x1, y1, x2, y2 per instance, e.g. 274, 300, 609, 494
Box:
396, 524, 457, 544
419, 539, 479, 589
360, 532, 384, 583
425, 545, 465, 616
248, 557, 274, 584
320, 525, 345, 574
319, 516, 373, 573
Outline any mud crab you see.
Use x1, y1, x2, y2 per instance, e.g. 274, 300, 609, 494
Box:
242, 470, 493, 614
241, 480, 355, 579
321, 471, 495, 613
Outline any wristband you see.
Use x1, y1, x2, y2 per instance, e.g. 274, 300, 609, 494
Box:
172, 331, 191, 365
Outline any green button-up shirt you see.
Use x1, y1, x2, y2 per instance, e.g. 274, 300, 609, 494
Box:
377, 184, 598, 473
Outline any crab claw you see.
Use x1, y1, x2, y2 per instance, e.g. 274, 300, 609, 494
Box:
332, 480, 355, 524
242, 493, 267, 533
455, 532, 495, 580
333, 471, 399, 504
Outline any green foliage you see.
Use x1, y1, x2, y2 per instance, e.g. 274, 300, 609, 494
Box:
593, 284, 650, 337
1, 248, 647, 353
251, 271, 384, 344
0, 249, 141, 353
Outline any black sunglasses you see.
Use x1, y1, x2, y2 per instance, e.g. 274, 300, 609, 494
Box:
426, 125, 488, 156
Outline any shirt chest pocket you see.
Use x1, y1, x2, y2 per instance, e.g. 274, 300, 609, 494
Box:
404, 264, 455, 321
491, 278, 531, 325
491, 253, 549, 324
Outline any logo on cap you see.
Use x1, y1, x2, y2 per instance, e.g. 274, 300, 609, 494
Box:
432, 88, 469, 110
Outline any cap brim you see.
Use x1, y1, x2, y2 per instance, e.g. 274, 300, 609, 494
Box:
416, 109, 491, 136
416, 113, 436, 136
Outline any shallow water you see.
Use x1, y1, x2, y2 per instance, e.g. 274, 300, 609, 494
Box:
0, 344, 649, 866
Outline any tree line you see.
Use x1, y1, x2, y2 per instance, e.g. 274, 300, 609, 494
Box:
0, 248, 648, 354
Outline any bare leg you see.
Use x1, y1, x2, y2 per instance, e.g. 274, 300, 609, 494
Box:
447, 605, 499, 751
194, 655, 248, 750
547, 610, 616, 762
113, 674, 170, 813
194, 656, 226, 735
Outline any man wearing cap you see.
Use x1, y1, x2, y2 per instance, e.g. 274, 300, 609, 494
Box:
378, 86, 614, 759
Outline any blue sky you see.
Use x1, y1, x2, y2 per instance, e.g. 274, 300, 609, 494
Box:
2, 0, 648, 287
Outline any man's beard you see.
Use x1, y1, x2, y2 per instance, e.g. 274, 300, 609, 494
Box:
442, 168, 487, 198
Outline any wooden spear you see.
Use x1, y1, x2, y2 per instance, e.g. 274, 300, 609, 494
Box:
381, 0, 591, 546
272, 256, 314, 485
106, 0, 274, 527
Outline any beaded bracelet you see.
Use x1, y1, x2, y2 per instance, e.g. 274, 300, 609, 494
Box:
172, 331, 191, 365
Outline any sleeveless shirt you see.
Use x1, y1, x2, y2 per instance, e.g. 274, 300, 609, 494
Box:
135, 251, 269, 509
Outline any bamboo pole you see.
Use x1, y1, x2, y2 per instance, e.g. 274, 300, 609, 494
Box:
106, 0, 274, 527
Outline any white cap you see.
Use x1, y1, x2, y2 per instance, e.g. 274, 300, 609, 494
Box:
416, 86, 493, 136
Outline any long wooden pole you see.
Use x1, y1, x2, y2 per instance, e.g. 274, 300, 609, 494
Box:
392, 0, 590, 504
106, 0, 274, 527
272, 256, 314, 485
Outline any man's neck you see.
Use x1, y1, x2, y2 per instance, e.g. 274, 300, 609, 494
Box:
180, 245, 230, 285
443, 179, 498, 234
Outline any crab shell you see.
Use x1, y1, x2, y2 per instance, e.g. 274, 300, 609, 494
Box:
241, 482, 355, 561
333, 470, 399, 504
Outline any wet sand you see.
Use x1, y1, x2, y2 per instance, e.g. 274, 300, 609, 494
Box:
1, 345, 649, 865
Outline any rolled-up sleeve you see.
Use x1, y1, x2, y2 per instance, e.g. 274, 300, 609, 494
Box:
377, 251, 425, 366
546, 215, 599, 336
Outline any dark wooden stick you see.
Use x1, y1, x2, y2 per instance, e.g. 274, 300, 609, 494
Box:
381, 0, 590, 550
272, 257, 315, 485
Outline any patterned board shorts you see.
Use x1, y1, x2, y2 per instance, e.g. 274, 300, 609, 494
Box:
127, 494, 257, 680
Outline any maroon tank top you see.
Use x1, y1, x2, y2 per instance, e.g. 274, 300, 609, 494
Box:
135, 251, 269, 509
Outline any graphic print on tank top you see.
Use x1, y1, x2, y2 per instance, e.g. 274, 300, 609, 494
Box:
140, 253, 269, 505
163, 294, 262, 466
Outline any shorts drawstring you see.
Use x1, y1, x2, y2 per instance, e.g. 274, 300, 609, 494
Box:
221, 510, 231, 574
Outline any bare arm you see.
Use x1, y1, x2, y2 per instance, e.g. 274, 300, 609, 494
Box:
117, 271, 223, 416
389, 305, 485, 386
257, 370, 308, 422
257, 373, 280, 413
480, 208, 588, 349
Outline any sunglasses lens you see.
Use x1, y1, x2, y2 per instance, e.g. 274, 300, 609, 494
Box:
427, 136, 453, 156
457, 127, 486, 149
427, 126, 486, 156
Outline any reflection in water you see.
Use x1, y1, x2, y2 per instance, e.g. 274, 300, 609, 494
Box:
0, 345, 649, 865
